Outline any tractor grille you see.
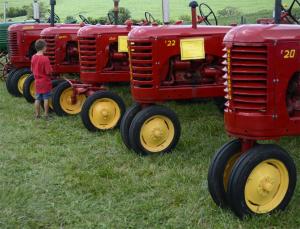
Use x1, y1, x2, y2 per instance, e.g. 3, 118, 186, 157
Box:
0, 28, 7, 49
228, 45, 268, 113
79, 37, 97, 72
8, 31, 18, 56
43, 35, 56, 65
130, 40, 153, 88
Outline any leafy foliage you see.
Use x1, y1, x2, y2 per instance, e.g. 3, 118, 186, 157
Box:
217, 6, 242, 17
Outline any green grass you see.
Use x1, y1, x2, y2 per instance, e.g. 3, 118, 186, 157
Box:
0, 0, 290, 22
0, 81, 300, 228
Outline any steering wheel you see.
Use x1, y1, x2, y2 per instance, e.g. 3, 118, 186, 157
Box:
79, 14, 90, 24
199, 3, 218, 25
47, 9, 60, 23
282, 0, 300, 24
107, 12, 115, 24
145, 12, 156, 24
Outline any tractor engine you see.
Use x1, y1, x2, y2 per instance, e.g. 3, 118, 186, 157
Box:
66, 41, 79, 64
163, 55, 224, 86
105, 42, 129, 71
78, 24, 132, 84
8, 24, 51, 68
287, 75, 300, 116
41, 26, 81, 75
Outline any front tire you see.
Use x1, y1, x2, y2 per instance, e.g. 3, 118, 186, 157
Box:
129, 105, 181, 156
9, 68, 31, 97
81, 91, 126, 132
227, 144, 297, 218
23, 74, 35, 103
52, 81, 86, 116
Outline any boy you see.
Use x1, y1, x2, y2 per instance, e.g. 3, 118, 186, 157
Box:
31, 39, 53, 119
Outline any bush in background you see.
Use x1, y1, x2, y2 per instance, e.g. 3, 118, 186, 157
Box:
218, 6, 241, 17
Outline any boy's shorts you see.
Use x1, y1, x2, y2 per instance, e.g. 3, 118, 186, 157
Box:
36, 92, 52, 101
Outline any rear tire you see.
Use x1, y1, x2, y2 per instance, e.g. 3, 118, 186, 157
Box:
10, 68, 31, 97
81, 91, 126, 132
120, 103, 142, 149
207, 139, 242, 208
214, 97, 226, 113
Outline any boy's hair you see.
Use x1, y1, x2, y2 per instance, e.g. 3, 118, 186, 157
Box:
35, 39, 47, 52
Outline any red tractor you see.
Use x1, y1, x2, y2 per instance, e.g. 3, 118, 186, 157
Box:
51, 14, 156, 131
22, 25, 82, 103
207, 0, 298, 219
5, 0, 71, 97
120, 2, 231, 156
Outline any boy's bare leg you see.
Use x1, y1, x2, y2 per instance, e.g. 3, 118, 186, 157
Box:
44, 99, 49, 117
35, 100, 41, 118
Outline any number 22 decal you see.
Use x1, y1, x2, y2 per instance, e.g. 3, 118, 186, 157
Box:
165, 40, 176, 47
284, 49, 296, 59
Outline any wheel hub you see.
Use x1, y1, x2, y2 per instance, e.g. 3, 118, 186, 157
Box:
140, 115, 175, 153
89, 98, 121, 130
60, 88, 86, 115
258, 176, 275, 196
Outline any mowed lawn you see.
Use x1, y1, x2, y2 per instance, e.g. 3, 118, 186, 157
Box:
0, 0, 280, 21
0, 81, 299, 228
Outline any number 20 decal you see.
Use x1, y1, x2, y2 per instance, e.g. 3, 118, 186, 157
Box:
165, 40, 176, 47
284, 49, 296, 59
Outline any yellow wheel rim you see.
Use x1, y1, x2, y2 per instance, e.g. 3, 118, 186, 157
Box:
88, 98, 121, 130
30, 80, 35, 98
17, 73, 30, 94
60, 87, 86, 115
223, 153, 241, 191
140, 115, 175, 153
245, 159, 289, 214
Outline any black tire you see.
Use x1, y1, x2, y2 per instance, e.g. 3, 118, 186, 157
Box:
52, 81, 84, 116
214, 97, 226, 113
10, 68, 32, 97
120, 103, 142, 149
5, 68, 17, 95
227, 144, 297, 218
129, 105, 181, 156
81, 90, 126, 132
23, 74, 35, 103
207, 139, 242, 208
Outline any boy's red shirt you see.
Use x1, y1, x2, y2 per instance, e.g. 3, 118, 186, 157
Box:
31, 54, 53, 94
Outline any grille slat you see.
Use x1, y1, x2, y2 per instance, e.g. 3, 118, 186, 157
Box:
79, 37, 96, 72
8, 31, 18, 56
42, 35, 56, 65
130, 41, 153, 88
227, 45, 268, 113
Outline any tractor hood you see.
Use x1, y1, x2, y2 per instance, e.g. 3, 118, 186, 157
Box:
78, 25, 134, 36
128, 25, 232, 40
224, 24, 300, 43
8, 23, 75, 32
41, 25, 81, 36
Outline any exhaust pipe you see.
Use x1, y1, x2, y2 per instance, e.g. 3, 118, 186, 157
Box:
113, 0, 120, 25
162, 0, 170, 24
274, 0, 282, 24
50, 0, 56, 26
33, 0, 40, 22
189, 1, 199, 29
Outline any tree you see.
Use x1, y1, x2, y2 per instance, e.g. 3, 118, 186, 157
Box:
107, 7, 131, 24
